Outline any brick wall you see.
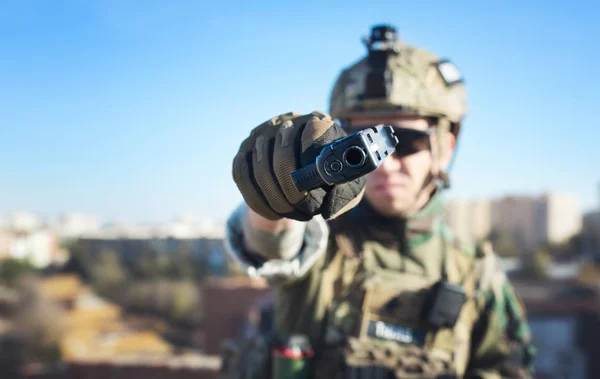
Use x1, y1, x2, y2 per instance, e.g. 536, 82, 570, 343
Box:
202, 277, 272, 355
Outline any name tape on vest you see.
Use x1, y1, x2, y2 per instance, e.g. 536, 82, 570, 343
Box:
367, 320, 426, 346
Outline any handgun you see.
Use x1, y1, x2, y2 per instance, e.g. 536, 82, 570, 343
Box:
291, 124, 399, 192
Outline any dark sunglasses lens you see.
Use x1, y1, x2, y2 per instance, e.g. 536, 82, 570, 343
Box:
343, 125, 431, 156
393, 128, 431, 156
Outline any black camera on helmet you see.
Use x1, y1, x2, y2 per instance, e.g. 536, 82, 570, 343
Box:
362, 24, 400, 99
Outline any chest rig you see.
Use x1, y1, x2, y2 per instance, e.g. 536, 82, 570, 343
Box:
313, 208, 481, 379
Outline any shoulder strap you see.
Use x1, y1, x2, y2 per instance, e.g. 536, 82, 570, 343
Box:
441, 235, 499, 309
472, 241, 499, 294
314, 234, 349, 352
324, 234, 355, 306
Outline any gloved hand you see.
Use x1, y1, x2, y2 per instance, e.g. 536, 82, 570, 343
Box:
232, 111, 366, 221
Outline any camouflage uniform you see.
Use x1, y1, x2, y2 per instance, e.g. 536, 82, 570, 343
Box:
222, 25, 536, 379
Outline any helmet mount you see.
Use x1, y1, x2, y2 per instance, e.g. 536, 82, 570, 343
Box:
363, 24, 400, 100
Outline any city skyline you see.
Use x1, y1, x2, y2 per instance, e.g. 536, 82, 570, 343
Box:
0, 209, 224, 237
2, 2, 599, 222
2, 188, 596, 227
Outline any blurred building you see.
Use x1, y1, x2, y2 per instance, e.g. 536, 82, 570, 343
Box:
445, 192, 582, 255
470, 199, 492, 242
0, 230, 11, 260
154, 216, 225, 239
86, 217, 225, 240
491, 195, 539, 252
53, 213, 99, 239
513, 278, 600, 379
7, 211, 42, 233
76, 216, 227, 274
444, 198, 491, 244
0, 211, 72, 267
582, 210, 600, 262
76, 236, 227, 275
536, 193, 582, 246
202, 277, 271, 355
0, 229, 61, 268
583, 211, 600, 237
597, 180, 600, 209
87, 221, 156, 239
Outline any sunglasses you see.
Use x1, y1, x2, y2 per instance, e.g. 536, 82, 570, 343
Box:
348, 125, 434, 157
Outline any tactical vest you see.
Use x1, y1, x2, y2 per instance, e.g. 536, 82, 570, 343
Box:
218, 196, 497, 379
311, 208, 485, 379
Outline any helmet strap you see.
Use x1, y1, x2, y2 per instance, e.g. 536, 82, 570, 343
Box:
435, 117, 453, 189
401, 118, 452, 217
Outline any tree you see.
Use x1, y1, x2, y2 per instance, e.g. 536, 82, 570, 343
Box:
487, 229, 519, 257
90, 249, 127, 298
170, 280, 201, 324
167, 251, 195, 280
131, 249, 172, 279
532, 248, 551, 279
6, 275, 66, 365
0, 258, 38, 287
61, 240, 91, 280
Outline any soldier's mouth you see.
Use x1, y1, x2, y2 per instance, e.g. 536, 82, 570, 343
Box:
372, 179, 409, 191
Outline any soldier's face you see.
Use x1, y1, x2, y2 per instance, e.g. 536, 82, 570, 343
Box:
347, 116, 455, 217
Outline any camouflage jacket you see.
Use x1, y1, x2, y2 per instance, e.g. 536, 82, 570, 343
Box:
224, 193, 536, 378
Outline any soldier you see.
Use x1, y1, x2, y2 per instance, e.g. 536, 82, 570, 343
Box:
222, 24, 536, 379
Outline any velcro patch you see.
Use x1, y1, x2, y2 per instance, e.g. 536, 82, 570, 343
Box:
435, 59, 464, 86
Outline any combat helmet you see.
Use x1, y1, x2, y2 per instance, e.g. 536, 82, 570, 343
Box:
330, 24, 467, 133
329, 25, 468, 188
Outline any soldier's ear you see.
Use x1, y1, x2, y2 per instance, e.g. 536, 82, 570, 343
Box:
440, 132, 456, 170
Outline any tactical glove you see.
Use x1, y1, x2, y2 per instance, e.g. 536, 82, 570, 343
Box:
232, 111, 366, 221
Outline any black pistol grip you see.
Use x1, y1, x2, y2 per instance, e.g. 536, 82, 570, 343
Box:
291, 163, 324, 192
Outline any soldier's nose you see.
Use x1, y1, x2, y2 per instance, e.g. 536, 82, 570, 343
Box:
378, 153, 402, 173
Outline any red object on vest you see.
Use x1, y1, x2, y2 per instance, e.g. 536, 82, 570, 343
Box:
272, 346, 315, 360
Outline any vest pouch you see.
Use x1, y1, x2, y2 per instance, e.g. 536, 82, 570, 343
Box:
421, 280, 466, 329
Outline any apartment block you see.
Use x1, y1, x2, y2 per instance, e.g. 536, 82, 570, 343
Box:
445, 192, 582, 253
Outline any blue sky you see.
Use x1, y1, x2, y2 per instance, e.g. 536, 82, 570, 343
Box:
1, 1, 598, 223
